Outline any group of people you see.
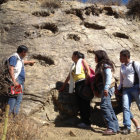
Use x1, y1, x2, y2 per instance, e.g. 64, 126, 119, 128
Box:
60, 50, 140, 135
7, 45, 140, 135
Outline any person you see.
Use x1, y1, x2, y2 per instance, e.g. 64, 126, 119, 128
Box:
8, 45, 35, 116
59, 51, 92, 128
117, 49, 140, 134
114, 91, 140, 133
93, 50, 119, 135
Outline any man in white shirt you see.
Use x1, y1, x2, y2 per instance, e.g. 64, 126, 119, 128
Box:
118, 49, 140, 134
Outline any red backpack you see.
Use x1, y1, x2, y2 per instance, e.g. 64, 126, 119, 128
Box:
82, 60, 95, 85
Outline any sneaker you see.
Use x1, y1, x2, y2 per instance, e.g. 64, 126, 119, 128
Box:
121, 127, 131, 135
77, 123, 91, 129
103, 129, 116, 135
136, 128, 140, 134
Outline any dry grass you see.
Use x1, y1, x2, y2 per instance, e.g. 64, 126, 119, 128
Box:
40, 0, 61, 9
0, 113, 48, 140
127, 0, 140, 20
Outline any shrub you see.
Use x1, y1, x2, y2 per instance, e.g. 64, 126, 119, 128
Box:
0, 0, 8, 5
127, 0, 140, 19
40, 0, 61, 9
0, 114, 48, 140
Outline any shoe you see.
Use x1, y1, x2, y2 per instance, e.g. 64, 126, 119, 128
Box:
120, 126, 126, 130
136, 127, 140, 134
103, 129, 116, 135
117, 130, 121, 134
121, 127, 131, 135
77, 123, 91, 129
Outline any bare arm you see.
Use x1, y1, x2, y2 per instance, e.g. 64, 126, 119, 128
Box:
82, 59, 90, 77
9, 66, 19, 86
24, 60, 36, 65
59, 74, 70, 92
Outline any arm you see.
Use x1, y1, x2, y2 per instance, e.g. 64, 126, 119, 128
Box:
9, 66, 19, 86
24, 60, 36, 65
82, 59, 90, 77
118, 68, 123, 90
104, 68, 112, 96
59, 74, 70, 92
8, 56, 19, 86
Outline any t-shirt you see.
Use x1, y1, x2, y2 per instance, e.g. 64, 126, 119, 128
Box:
9, 56, 25, 82
72, 65, 86, 82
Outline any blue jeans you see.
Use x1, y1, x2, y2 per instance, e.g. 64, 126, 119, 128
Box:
8, 79, 24, 115
101, 87, 119, 132
122, 84, 140, 130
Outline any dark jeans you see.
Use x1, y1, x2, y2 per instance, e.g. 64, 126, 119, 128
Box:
100, 88, 119, 132
75, 80, 91, 125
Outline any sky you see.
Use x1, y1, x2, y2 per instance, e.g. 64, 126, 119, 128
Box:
81, 0, 129, 4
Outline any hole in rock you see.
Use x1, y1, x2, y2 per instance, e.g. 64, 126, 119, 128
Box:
103, 6, 119, 18
65, 9, 84, 20
85, 6, 102, 16
32, 55, 55, 66
84, 22, 105, 30
33, 23, 58, 33
113, 32, 129, 39
32, 11, 50, 17
67, 34, 80, 41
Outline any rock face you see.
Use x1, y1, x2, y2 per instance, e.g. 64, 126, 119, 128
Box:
0, 0, 140, 128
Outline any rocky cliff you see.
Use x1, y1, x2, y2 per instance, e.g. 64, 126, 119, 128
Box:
0, 0, 140, 128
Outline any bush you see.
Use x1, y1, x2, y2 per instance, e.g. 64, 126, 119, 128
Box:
127, 0, 140, 19
0, 0, 8, 5
0, 114, 48, 140
40, 0, 61, 9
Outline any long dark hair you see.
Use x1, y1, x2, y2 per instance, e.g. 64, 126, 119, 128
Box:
73, 51, 85, 59
94, 50, 115, 72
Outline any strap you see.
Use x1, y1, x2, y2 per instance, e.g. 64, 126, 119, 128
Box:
82, 60, 86, 72
132, 61, 139, 85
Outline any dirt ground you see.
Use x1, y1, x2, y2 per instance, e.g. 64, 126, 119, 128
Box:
33, 123, 140, 140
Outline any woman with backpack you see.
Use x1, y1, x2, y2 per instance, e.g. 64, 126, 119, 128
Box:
59, 51, 93, 128
93, 50, 120, 135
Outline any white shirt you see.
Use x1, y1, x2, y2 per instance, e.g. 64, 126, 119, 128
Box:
69, 58, 83, 93
8, 53, 23, 80
118, 60, 140, 89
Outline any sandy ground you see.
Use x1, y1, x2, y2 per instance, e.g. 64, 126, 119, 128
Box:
36, 123, 140, 140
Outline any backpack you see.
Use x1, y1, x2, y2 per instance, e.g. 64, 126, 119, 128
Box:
81, 60, 95, 84
92, 64, 115, 98
0, 56, 16, 96
132, 61, 139, 85
79, 60, 95, 100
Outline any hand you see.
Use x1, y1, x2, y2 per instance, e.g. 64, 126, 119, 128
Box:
59, 86, 65, 92
29, 60, 36, 66
13, 81, 19, 87
104, 90, 108, 96
115, 89, 119, 95
86, 72, 90, 78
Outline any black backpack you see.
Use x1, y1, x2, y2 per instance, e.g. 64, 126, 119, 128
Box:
132, 61, 139, 85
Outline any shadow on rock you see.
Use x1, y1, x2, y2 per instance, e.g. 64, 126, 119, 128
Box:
53, 81, 106, 128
